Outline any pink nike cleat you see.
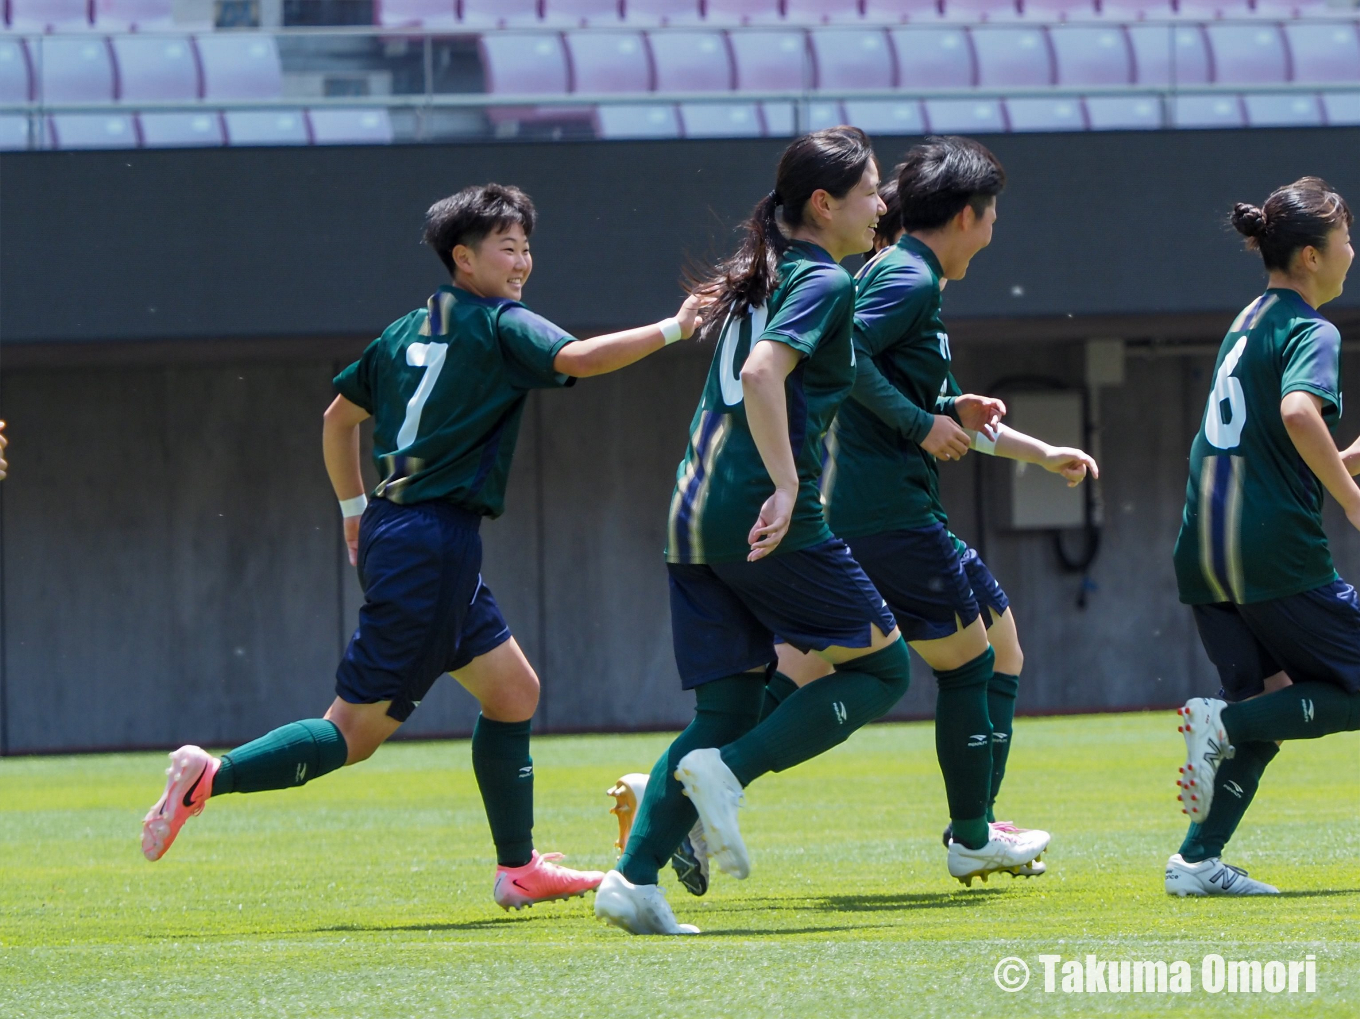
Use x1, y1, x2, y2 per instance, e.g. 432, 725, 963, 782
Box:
492, 851, 606, 911
142, 745, 220, 862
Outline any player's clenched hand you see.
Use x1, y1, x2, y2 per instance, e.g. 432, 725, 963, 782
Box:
344, 515, 360, 566
921, 415, 970, 462
748, 487, 795, 561
1043, 446, 1099, 487
954, 394, 1005, 434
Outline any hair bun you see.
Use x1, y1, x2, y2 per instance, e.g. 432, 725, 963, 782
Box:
1231, 202, 1268, 239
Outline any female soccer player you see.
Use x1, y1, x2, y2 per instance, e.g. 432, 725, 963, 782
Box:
1168, 177, 1359, 896
141, 183, 706, 912
594, 127, 917, 936
778, 138, 1098, 886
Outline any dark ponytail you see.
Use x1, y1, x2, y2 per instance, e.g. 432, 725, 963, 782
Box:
1231, 177, 1352, 272
694, 126, 876, 327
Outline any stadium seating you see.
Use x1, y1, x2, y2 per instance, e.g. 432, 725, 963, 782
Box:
843, 97, 926, 131
198, 33, 284, 99
862, 0, 943, 21
702, 0, 784, 24
1005, 95, 1085, 128
1284, 22, 1360, 85
1021, 0, 1099, 22
1084, 93, 1162, 127
784, 0, 872, 23
1321, 91, 1360, 124
8, 0, 91, 32
1172, 92, 1246, 126
593, 101, 682, 136
479, 33, 571, 93
92, 0, 173, 30
111, 35, 201, 102
924, 96, 1005, 130
373, 0, 457, 28
138, 111, 225, 145
944, 0, 1021, 21
808, 28, 896, 88
649, 30, 733, 89
1205, 23, 1289, 85
0, 38, 31, 102
38, 37, 115, 102
543, 0, 625, 27
1127, 24, 1211, 85
460, 0, 541, 28
309, 107, 395, 143
1049, 25, 1133, 85
47, 112, 137, 147
729, 28, 810, 89
891, 26, 975, 87
622, 0, 702, 24
565, 30, 652, 91
677, 100, 764, 134
0, 115, 31, 149
222, 109, 310, 144
970, 26, 1054, 85
1243, 92, 1322, 125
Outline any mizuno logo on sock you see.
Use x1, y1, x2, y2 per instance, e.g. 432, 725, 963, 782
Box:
1302, 699, 1315, 723
968, 734, 989, 747
519, 766, 534, 778
833, 702, 847, 724
1224, 780, 1244, 798
295, 763, 307, 784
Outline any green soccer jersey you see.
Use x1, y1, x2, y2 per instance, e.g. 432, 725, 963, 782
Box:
822, 235, 960, 539
666, 241, 857, 564
333, 285, 576, 517
1174, 288, 1344, 604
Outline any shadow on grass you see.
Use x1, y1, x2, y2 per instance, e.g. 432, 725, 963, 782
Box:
1272, 888, 1360, 899
318, 916, 540, 933
813, 890, 1008, 913
699, 923, 900, 937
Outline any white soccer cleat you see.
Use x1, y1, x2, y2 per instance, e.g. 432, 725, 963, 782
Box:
674, 748, 750, 879
1177, 697, 1235, 823
1165, 853, 1278, 896
607, 772, 650, 855
990, 822, 1048, 878
593, 870, 700, 935
947, 826, 1051, 887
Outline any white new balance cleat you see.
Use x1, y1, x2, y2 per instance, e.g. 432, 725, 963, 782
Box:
1165, 853, 1278, 896
1177, 697, 1235, 823
674, 748, 749, 879
593, 870, 700, 935
947, 826, 1051, 887
607, 772, 650, 854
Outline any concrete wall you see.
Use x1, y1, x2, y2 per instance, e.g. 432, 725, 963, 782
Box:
7, 330, 1360, 753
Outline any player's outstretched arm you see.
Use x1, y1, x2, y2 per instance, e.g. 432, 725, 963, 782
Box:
1282, 391, 1360, 531
980, 424, 1100, 488
323, 394, 372, 566
552, 294, 706, 378
742, 339, 802, 562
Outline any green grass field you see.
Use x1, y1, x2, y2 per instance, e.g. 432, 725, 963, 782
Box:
2, 713, 1357, 1019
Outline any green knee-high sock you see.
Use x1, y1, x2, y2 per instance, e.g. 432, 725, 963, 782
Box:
720, 639, 912, 787
1222, 681, 1360, 743
759, 670, 800, 722
1178, 740, 1279, 863
618, 675, 765, 886
935, 647, 996, 850
986, 671, 1019, 824
472, 716, 536, 868
211, 718, 348, 796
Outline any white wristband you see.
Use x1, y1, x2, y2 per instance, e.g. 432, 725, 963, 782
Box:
658, 317, 683, 345
339, 494, 368, 518
969, 423, 1003, 455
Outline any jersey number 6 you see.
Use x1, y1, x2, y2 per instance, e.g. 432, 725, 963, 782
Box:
396, 341, 449, 450
1205, 336, 1248, 451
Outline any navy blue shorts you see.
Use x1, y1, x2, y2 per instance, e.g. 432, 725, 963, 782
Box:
668, 538, 897, 689
335, 498, 512, 722
1192, 579, 1360, 701
845, 524, 1010, 643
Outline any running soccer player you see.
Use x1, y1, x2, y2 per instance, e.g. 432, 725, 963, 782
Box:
141, 183, 706, 912
1167, 177, 1359, 896
594, 127, 916, 936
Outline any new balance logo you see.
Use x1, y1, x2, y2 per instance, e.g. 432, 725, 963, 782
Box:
1224, 780, 1244, 799
968, 734, 989, 748
833, 702, 848, 724
1302, 699, 1315, 724
519, 766, 534, 778
295, 763, 308, 784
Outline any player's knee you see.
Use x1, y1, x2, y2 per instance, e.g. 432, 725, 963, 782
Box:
836, 637, 912, 701
483, 670, 540, 723
994, 643, 1023, 676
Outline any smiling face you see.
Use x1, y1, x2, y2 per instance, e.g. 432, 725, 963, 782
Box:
1301, 223, 1354, 306
823, 161, 887, 261
942, 197, 997, 280
451, 222, 533, 301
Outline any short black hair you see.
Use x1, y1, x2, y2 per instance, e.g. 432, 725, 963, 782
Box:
896, 136, 1006, 232
1231, 177, 1352, 272
423, 183, 537, 276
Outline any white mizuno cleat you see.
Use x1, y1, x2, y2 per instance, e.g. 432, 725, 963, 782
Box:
1177, 697, 1235, 823
947, 826, 1051, 887
1165, 853, 1278, 896
593, 870, 700, 935
607, 772, 650, 855
674, 748, 749, 879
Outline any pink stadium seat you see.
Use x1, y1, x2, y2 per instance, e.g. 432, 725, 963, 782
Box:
1205, 24, 1288, 84
809, 28, 896, 88
862, 0, 941, 21
648, 30, 733, 90
1004, 95, 1085, 128
542, 0, 623, 26
729, 29, 810, 90
1254, 0, 1328, 18
622, 0, 702, 24
565, 30, 652, 91
461, 0, 541, 27
1321, 91, 1360, 124
197, 34, 283, 100
784, 0, 867, 24
309, 107, 395, 144
971, 26, 1054, 85
1174, 0, 1252, 19
678, 101, 765, 134
923, 96, 1004, 129
1172, 92, 1244, 126
47, 113, 137, 147
92, 0, 172, 30
111, 35, 200, 102
593, 102, 681, 136
843, 97, 926, 131
1084, 93, 1162, 126
1284, 22, 1360, 84
374, 0, 457, 28
1049, 24, 1132, 84
943, 0, 1021, 21
8, 0, 90, 32
138, 111, 224, 146
37, 37, 114, 102
0, 39, 33, 102
223, 109, 310, 145
1243, 92, 1322, 125
0, 115, 31, 150
703, 0, 783, 24
890, 26, 974, 86
1097, 0, 1174, 19
479, 33, 570, 93
1021, 0, 1099, 21
1128, 24, 1210, 85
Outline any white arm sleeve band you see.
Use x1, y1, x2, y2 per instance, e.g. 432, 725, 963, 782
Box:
968, 423, 1004, 455
339, 494, 369, 518
659, 317, 683, 345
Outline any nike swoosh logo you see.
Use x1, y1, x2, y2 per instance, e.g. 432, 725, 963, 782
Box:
181, 767, 207, 809
512, 879, 530, 891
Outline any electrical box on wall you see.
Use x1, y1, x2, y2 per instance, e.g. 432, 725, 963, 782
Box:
1005, 391, 1085, 530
